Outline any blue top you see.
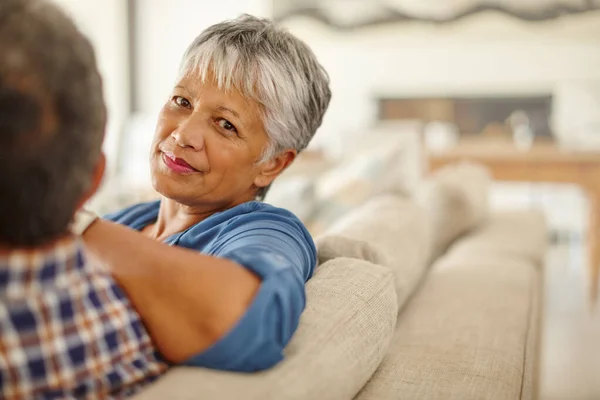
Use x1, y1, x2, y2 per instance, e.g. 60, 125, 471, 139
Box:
104, 201, 316, 372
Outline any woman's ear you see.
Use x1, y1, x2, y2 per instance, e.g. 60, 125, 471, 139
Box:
253, 149, 296, 189
78, 152, 106, 209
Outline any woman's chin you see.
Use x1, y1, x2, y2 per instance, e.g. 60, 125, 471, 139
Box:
151, 173, 206, 203
151, 172, 183, 196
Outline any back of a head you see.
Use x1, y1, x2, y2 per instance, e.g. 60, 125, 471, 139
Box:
0, 0, 106, 247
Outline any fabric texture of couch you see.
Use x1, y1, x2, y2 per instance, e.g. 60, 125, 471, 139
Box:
319, 195, 431, 309
356, 212, 545, 400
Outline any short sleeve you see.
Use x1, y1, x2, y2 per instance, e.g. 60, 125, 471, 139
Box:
182, 210, 317, 371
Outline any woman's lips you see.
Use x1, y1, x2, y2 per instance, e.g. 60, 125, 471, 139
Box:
162, 151, 198, 175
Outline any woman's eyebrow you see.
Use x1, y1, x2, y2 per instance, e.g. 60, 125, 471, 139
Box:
175, 85, 195, 97
216, 105, 241, 120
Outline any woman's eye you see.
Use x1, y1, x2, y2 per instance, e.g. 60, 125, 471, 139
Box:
217, 119, 237, 133
173, 96, 191, 109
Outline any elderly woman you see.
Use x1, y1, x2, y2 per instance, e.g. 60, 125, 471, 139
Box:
77, 15, 331, 372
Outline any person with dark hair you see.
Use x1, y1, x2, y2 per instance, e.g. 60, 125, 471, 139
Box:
0, 0, 165, 397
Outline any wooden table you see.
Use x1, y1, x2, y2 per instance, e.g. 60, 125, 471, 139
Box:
427, 140, 600, 301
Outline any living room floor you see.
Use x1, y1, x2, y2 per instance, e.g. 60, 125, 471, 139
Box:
539, 239, 600, 400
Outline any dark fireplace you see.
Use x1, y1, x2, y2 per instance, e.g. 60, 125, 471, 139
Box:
378, 96, 553, 138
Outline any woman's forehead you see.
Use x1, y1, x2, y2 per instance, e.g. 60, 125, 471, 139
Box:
178, 70, 262, 108
179, 58, 269, 103
175, 72, 266, 129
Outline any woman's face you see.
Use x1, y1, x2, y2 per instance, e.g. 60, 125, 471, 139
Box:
150, 71, 290, 209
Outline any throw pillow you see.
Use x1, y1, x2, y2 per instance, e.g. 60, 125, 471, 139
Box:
417, 161, 491, 261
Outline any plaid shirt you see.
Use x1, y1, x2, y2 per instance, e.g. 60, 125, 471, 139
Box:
0, 238, 167, 399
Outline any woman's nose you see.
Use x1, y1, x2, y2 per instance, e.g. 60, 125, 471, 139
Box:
171, 117, 205, 151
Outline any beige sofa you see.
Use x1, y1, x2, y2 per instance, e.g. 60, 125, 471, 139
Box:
134, 163, 547, 400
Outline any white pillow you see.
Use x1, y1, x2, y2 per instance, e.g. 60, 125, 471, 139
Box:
264, 177, 317, 223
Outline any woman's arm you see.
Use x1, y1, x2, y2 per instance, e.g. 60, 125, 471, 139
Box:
83, 219, 261, 364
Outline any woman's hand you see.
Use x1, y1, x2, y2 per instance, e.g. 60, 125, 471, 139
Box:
83, 219, 261, 364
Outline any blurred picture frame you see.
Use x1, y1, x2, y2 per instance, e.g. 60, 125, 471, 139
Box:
273, 0, 600, 30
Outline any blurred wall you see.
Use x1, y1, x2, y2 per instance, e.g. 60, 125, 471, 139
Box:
281, 12, 600, 153
51, 0, 130, 170
134, 0, 271, 114
49, 1, 600, 168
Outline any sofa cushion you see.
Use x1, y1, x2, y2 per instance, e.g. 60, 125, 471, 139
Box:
264, 151, 334, 224
264, 176, 317, 223
322, 195, 431, 310
134, 257, 397, 400
356, 212, 544, 400
417, 162, 491, 261
306, 144, 411, 236
443, 211, 547, 267
315, 235, 386, 267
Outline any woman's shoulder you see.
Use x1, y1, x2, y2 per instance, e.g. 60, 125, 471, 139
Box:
204, 201, 317, 280
227, 201, 300, 220
103, 200, 160, 231
184, 201, 314, 253
220, 201, 309, 235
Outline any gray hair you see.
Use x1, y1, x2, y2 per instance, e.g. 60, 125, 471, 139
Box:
179, 15, 331, 162
0, 0, 105, 246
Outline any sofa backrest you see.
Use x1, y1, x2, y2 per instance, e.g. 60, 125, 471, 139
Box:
316, 195, 431, 310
